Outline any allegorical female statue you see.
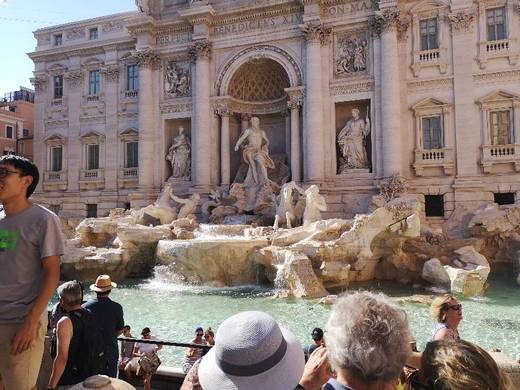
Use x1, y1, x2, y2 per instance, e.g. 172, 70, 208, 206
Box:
337, 108, 370, 172
166, 126, 191, 179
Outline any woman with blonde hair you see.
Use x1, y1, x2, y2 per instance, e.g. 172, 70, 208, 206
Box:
418, 339, 513, 390
429, 294, 462, 341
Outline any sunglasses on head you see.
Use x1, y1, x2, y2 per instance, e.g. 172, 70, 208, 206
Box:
447, 304, 462, 311
0, 167, 20, 179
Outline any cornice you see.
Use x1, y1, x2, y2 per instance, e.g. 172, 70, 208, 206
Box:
34, 11, 136, 34
178, 5, 216, 25
211, 3, 303, 26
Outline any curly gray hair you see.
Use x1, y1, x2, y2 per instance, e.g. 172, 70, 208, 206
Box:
325, 291, 412, 383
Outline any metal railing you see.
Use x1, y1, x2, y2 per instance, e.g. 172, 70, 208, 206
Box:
118, 336, 212, 351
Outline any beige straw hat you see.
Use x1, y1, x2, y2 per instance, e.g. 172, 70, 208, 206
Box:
89, 274, 117, 292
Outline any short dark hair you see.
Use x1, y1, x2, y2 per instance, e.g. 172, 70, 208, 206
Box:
0, 155, 39, 197
123, 325, 131, 331
311, 327, 324, 341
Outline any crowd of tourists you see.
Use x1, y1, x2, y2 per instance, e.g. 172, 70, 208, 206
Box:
0, 154, 517, 390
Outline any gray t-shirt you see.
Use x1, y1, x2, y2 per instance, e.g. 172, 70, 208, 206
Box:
0, 204, 64, 323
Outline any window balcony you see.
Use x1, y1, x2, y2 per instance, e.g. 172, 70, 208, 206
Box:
481, 144, 520, 173
478, 39, 519, 69
411, 48, 448, 77
79, 168, 105, 189
124, 90, 138, 99
86, 95, 99, 102
43, 170, 67, 191
413, 147, 455, 176
118, 167, 139, 188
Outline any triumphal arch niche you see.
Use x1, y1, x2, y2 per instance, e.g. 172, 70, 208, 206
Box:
214, 45, 304, 188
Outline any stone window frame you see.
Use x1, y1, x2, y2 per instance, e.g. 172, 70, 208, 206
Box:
476, 0, 519, 69
120, 52, 139, 100
4, 125, 13, 140
53, 33, 63, 47
79, 131, 105, 171
81, 58, 105, 102
89, 27, 99, 40
411, 97, 455, 176
46, 63, 68, 104
477, 90, 520, 173
409, 0, 450, 77
44, 133, 67, 173
119, 128, 139, 169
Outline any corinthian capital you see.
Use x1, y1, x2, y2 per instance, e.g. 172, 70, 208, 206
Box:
448, 10, 476, 34
299, 23, 332, 45
188, 39, 212, 62
370, 8, 400, 35
285, 86, 305, 110
102, 65, 120, 83
30, 75, 48, 93
64, 70, 84, 89
214, 100, 231, 116
133, 49, 161, 69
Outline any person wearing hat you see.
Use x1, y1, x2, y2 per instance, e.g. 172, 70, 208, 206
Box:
303, 327, 324, 362
195, 311, 307, 390
82, 275, 124, 378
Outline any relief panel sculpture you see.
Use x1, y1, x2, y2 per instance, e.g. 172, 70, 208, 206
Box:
164, 61, 191, 98
335, 31, 369, 77
337, 102, 371, 173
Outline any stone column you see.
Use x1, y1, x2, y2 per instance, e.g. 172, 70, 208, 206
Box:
64, 69, 83, 192
189, 40, 212, 190
101, 64, 120, 192
300, 23, 328, 183
135, 49, 160, 189
374, 8, 405, 177
30, 73, 48, 194
215, 103, 232, 186
286, 87, 304, 183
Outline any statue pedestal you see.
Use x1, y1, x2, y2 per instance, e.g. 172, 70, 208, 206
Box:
338, 168, 370, 175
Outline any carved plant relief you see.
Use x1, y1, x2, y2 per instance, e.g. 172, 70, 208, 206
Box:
164, 61, 191, 98
335, 32, 369, 76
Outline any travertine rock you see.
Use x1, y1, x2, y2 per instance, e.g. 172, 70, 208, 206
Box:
422, 258, 450, 286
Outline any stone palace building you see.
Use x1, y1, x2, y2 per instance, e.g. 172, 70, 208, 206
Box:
29, 0, 520, 218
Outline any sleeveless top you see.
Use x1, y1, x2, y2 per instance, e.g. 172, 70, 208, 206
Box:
59, 309, 88, 385
431, 322, 460, 341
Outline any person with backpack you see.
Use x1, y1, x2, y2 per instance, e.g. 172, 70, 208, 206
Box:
47, 281, 108, 389
82, 274, 125, 377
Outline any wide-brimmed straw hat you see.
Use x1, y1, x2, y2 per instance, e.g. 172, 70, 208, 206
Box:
89, 274, 117, 293
198, 311, 305, 390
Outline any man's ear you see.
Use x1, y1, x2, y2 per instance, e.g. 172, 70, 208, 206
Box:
22, 175, 33, 191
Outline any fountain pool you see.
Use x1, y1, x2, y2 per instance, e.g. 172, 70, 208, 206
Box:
68, 274, 520, 367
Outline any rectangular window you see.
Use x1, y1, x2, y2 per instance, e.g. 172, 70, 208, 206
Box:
422, 116, 443, 149
87, 144, 99, 170
420, 18, 438, 50
89, 27, 98, 40
51, 146, 63, 172
494, 192, 515, 205
23, 129, 29, 137
490, 110, 512, 145
127, 65, 139, 91
5, 126, 13, 139
54, 34, 63, 46
89, 70, 100, 96
425, 195, 444, 217
54, 75, 63, 99
86, 204, 98, 218
487, 7, 507, 41
126, 142, 138, 168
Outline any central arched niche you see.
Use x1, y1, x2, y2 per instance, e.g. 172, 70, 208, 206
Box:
226, 58, 291, 184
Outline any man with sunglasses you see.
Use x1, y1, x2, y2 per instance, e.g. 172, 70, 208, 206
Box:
0, 155, 64, 390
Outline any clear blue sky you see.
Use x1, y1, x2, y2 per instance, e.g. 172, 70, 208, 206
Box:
0, 0, 136, 97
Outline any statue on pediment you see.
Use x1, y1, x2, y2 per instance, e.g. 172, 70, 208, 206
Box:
135, 0, 151, 14
338, 108, 370, 171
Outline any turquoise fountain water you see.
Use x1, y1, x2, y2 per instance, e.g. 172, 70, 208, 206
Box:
75, 273, 520, 367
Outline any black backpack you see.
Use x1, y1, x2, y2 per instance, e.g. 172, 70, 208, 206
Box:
68, 309, 108, 380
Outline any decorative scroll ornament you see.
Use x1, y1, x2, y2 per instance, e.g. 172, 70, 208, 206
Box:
30, 75, 48, 93
214, 100, 231, 116
335, 32, 368, 76
164, 61, 191, 97
134, 49, 161, 69
64, 70, 84, 89
188, 40, 212, 62
448, 11, 475, 33
102, 66, 120, 83
299, 23, 332, 45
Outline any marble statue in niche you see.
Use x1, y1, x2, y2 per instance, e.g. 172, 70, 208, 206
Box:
166, 126, 191, 179
336, 35, 368, 75
303, 185, 327, 226
165, 61, 191, 97
338, 108, 371, 172
234, 116, 275, 186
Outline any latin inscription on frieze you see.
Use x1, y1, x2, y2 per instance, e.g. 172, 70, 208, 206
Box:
326, 0, 376, 17
156, 33, 190, 47
213, 13, 303, 36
